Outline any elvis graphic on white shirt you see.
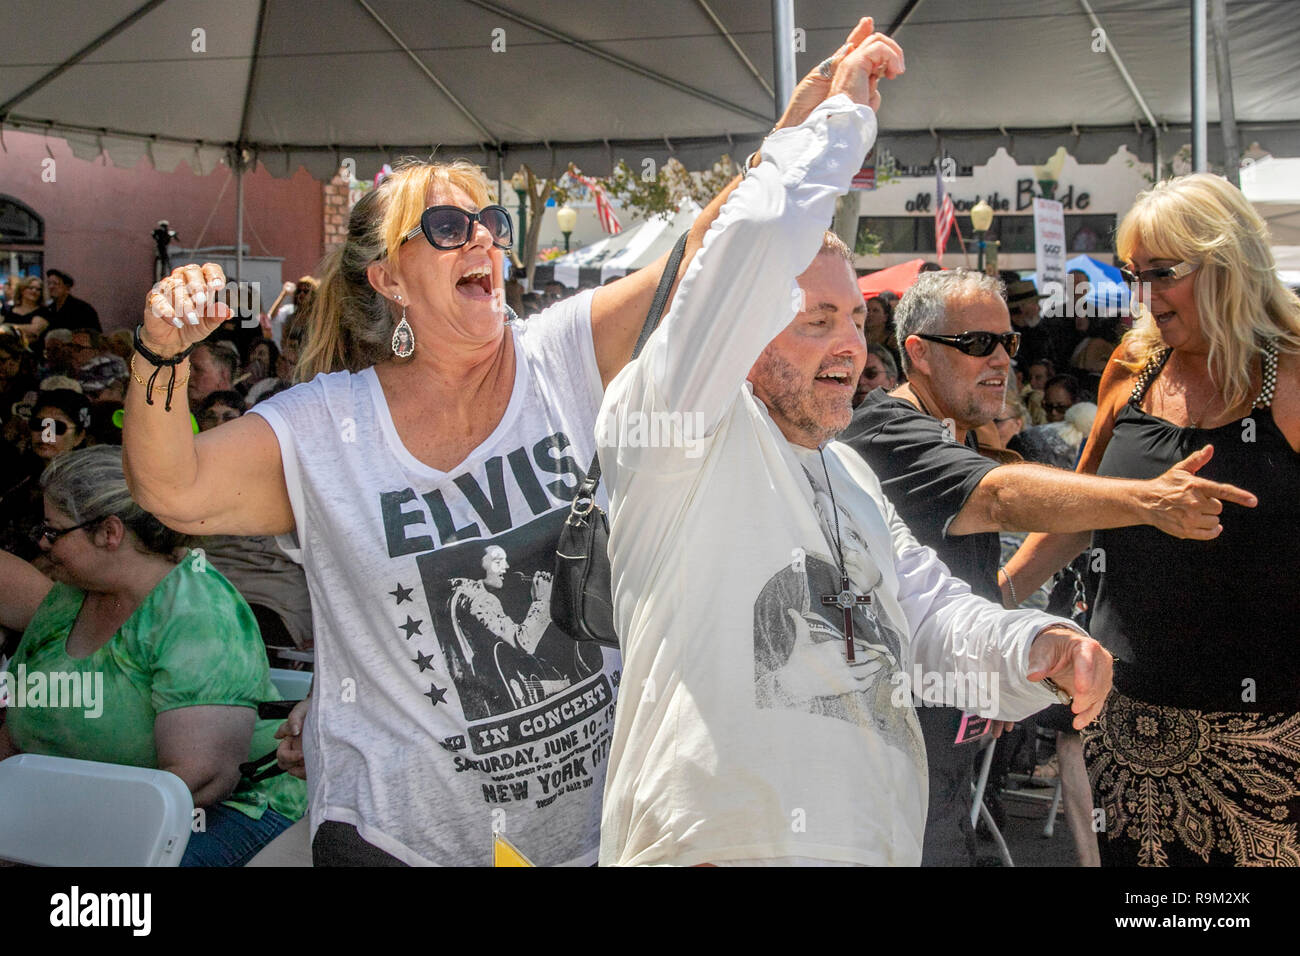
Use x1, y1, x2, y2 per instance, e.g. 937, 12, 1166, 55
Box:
753, 554, 923, 762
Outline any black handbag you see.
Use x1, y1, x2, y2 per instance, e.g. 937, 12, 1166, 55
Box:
550, 232, 690, 648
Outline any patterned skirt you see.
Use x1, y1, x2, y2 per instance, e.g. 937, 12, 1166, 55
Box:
1082, 689, 1300, 866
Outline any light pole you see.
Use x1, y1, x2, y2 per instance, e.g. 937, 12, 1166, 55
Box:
970, 199, 995, 274
1034, 147, 1067, 202
556, 205, 577, 253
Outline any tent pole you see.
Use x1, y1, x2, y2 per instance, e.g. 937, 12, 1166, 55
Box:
1191, 0, 1208, 172
697, 0, 774, 99
771, 0, 796, 121
1210, 0, 1240, 185
1077, 1, 1163, 178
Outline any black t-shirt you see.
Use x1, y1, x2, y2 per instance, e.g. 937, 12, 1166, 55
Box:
839, 389, 1001, 601
42, 295, 100, 333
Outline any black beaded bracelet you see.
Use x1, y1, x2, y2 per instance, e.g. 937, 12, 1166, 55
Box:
132, 324, 197, 412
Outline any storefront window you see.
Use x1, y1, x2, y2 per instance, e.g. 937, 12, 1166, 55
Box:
858, 214, 1117, 258
0, 195, 45, 278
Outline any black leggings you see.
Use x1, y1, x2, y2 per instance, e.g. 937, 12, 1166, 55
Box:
312, 821, 409, 867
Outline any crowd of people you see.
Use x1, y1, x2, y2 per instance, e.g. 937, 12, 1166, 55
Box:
0, 274, 318, 864
0, 16, 1296, 870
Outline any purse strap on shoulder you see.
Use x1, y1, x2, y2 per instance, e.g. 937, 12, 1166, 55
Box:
581, 230, 690, 485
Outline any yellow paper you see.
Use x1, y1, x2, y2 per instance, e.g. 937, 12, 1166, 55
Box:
493, 833, 535, 867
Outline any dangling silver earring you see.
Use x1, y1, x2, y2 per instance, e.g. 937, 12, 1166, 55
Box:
391, 295, 415, 359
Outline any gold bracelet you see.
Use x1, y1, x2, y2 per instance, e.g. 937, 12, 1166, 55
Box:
130, 351, 189, 391
1041, 676, 1073, 705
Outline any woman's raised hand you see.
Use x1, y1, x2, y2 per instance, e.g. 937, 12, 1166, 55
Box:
774, 16, 879, 131
828, 25, 905, 112
141, 263, 232, 358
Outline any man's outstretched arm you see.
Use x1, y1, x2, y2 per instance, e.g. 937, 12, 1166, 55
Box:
838, 444, 1113, 724
947, 446, 1257, 538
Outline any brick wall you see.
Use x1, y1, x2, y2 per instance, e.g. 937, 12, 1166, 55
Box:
323, 170, 350, 250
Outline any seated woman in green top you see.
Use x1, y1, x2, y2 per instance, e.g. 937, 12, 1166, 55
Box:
0, 445, 306, 866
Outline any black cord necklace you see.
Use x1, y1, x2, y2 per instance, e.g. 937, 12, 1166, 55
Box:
816, 446, 871, 662
817, 447, 850, 573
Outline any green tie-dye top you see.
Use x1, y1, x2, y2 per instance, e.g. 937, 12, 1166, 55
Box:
6, 559, 306, 822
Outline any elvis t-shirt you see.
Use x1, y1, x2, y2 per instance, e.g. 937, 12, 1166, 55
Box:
252, 292, 620, 866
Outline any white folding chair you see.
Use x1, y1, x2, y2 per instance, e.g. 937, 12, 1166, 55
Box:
970, 737, 1015, 866
0, 754, 192, 866
268, 667, 312, 701
270, 646, 314, 667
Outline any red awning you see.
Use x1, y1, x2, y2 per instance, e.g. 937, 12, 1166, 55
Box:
858, 258, 942, 299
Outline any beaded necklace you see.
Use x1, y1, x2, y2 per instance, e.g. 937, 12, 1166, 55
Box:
1129, 340, 1279, 423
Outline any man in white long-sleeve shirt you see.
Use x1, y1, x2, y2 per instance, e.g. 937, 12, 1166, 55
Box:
596, 30, 1112, 866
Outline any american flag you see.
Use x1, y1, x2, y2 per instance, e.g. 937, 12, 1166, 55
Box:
570, 169, 622, 235
935, 164, 956, 265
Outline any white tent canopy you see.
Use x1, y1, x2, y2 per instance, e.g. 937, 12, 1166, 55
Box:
1240, 155, 1300, 286
1241, 155, 1300, 246
551, 200, 703, 288
3, 0, 1298, 183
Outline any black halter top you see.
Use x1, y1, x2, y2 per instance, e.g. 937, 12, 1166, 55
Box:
1090, 344, 1300, 711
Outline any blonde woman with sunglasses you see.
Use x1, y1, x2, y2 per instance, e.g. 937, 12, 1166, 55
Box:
1006, 173, 1300, 867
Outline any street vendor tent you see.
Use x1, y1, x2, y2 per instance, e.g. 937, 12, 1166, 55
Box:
552, 200, 702, 288
857, 258, 933, 299
1063, 254, 1130, 315
1239, 156, 1300, 286
1241, 156, 1300, 246
4, 0, 1299, 183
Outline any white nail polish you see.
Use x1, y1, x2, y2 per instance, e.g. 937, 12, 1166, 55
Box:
172, 317, 184, 329
186, 312, 199, 325
208, 277, 223, 288
193, 292, 207, 306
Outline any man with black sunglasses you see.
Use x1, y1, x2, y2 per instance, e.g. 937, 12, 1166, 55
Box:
840, 268, 1256, 865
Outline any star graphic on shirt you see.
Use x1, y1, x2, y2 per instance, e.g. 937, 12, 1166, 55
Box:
424, 682, 448, 706
389, 583, 413, 604
398, 616, 423, 640
411, 649, 436, 672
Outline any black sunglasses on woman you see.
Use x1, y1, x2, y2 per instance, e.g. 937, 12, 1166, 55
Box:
401, 205, 514, 251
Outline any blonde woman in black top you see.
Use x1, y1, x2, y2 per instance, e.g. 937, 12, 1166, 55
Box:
1006, 173, 1300, 866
